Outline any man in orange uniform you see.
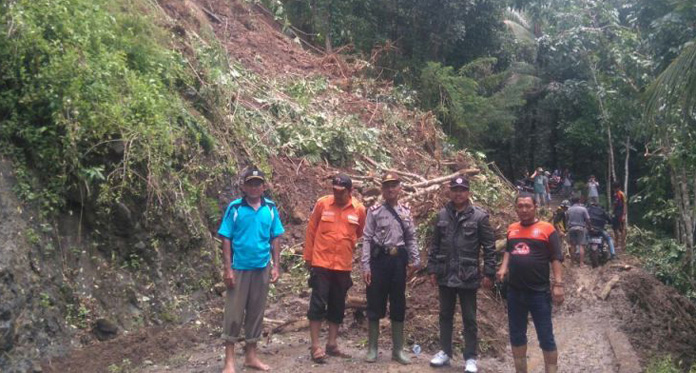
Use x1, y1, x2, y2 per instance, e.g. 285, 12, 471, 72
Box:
304, 174, 367, 363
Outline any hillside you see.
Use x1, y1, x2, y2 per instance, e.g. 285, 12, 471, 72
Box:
1, 0, 696, 372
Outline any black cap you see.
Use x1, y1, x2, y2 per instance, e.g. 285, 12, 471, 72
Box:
381, 172, 401, 184
450, 175, 470, 190
241, 168, 265, 183
332, 174, 352, 190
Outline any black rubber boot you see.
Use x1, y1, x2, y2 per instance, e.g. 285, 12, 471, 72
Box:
391, 321, 411, 365
365, 320, 379, 363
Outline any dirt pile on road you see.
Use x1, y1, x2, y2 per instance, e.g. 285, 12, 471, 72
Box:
611, 268, 696, 367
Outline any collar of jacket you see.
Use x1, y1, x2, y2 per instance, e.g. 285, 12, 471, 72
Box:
329, 195, 361, 210
445, 201, 474, 220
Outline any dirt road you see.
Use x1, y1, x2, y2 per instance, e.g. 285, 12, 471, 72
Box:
127, 264, 639, 373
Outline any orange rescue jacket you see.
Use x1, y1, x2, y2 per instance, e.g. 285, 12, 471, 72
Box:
304, 195, 366, 271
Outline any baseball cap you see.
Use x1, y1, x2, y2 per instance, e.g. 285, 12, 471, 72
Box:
241, 168, 265, 183
561, 200, 570, 208
381, 172, 401, 184
332, 174, 352, 190
450, 175, 470, 190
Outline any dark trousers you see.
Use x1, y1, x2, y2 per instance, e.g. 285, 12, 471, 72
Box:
307, 267, 353, 324
366, 248, 408, 321
439, 286, 478, 360
507, 287, 556, 351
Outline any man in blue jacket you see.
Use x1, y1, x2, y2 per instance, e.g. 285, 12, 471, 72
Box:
218, 167, 285, 373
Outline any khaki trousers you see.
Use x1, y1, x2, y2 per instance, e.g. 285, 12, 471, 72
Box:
222, 265, 270, 344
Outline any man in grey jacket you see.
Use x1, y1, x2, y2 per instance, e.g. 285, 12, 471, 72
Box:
361, 172, 421, 364
427, 176, 496, 373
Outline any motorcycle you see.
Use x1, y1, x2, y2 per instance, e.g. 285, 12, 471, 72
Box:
548, 176, 563, 194
515, 179, 534, 193
587, 228, 610, 268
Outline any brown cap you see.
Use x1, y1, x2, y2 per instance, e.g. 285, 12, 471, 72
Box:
381, 172, 401, 184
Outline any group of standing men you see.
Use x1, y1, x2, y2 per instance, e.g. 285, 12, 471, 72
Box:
218, 167, 565, 373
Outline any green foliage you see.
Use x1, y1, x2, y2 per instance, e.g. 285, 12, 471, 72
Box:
283, 77, 328, 107
107, 359, 133, 373
418, 60, 538, 148
279, 0, 505, 73
277, 113, 384, 166
0, 0, 206, 215
66, 303, 91, 329
627, 227, 696, 300
646, 355, 696, 373
24, 227, 40, 246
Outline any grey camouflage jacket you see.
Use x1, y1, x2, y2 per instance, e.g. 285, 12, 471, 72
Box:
427, 202, 496, 289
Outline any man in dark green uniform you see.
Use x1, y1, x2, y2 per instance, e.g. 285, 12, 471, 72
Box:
361, 172, 421, 364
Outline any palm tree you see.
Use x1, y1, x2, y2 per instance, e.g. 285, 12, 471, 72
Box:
646, 40, 696, 117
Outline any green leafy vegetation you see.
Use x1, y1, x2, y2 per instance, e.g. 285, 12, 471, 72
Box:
0, 0, 204, 215
627, 227, 696, 300
646, 355, 696, 373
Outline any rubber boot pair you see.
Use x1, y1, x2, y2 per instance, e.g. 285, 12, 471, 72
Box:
512, 346, 557, 373
364, 320, 411, 365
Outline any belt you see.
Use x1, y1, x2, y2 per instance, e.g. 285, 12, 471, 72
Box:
381, 245, 405, 256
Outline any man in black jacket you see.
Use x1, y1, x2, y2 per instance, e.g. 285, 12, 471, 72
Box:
586, 202, 616, 259
427, 176, 496, 373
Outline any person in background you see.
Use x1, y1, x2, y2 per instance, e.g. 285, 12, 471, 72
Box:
427, 176, 496, 373
218, 168, 285, 373
587, 201, 616, 260
497, 193, 564, 373
552, 200, 571, 257
304, 174, 366, 363
612, 182, 627, 250
562, 169, 573, 197
565, 197, 590, 266
544, 171, 552, 205
531, 168, 548, 207
587, 175, 600, 205
361, 173, 421, 364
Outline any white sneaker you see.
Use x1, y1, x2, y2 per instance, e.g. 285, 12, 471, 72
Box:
465, 358, 478, 372
430, 350, 451, 367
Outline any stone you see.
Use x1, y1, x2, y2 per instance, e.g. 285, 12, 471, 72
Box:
92, 318, 119, 341
213, 282, 226, 296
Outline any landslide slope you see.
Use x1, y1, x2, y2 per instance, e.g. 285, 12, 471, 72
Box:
1, 0, 515, 371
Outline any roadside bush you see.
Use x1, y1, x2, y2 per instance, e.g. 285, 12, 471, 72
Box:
627, 227, 696, 300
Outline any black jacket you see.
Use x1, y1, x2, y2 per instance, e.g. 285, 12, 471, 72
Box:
587, 204, 611, 230
427, 202, 496, 289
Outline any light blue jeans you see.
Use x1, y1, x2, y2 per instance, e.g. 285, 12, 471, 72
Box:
599, 230, 615, 256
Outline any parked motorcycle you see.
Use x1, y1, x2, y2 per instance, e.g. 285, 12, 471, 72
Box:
515, 179, 534, 193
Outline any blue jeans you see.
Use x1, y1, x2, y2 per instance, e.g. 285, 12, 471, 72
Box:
600, 230, 615, 256
534, 192, 546, 206
507, 288, 557, 351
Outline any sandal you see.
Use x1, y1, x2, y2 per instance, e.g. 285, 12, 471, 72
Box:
310, 346, 327, 364
326, 344, 351, 358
